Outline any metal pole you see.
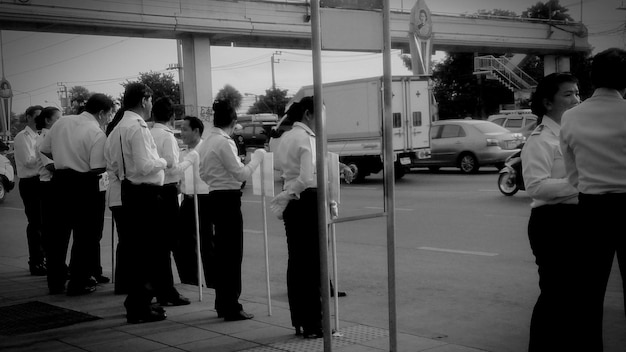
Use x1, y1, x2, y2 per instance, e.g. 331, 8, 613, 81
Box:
111, 217, 115, 283
192, 160, 203, 301
311, 1, 332, 350
271, 53, 276, 90
0, 30, 5, 77
330, 223, 340, 333
382, 0, 398, 351
261, 159, 272, 316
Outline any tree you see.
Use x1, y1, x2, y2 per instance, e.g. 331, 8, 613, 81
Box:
69, 85, 90, 114
214, 84, 243, 111
122, 71, 180, 104
476, 9, 517, 17
247, 87, 290, 116
522, 0, 573, 21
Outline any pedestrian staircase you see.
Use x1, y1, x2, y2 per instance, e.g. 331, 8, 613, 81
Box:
474, 55, 537, 93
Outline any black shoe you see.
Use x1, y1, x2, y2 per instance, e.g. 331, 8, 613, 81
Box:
30, 263, 47, 276
127, 309, 167, 324
66, 279, 97, 296
94, 275, 110, 284
158, 294, 191, 307
223, 310, 254, 321
302, 327, 323, 339
295, 326, 303, 336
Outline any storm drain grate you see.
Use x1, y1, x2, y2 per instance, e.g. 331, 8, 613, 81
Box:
243, 325, 389, 352
0, 301, 100, 336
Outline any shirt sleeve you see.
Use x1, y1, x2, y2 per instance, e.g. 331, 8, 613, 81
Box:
522, 136, 577, 202
129, 125, 167, 176
286, 134, 315, 198
14, 132, 38, 167
560, 129, 579, 190
89, 130, 107, 170
36, 135, 53, 166
162, 134, 179, 169
220, 138, 253, 182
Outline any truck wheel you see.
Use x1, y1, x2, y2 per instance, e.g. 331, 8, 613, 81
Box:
0, 182, 5, 204
394, 164, 406, 179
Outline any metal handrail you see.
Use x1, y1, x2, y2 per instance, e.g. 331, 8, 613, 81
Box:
474, 55, 537, 91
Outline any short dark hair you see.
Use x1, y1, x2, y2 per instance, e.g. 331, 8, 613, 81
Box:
152, 97, 174, 123
122, 83, 153, 110
530, 72, 578, 122
35, 106, 60, 130
85, 93, 114, 116
591, 48, 626, 90
212, 99, 237, 128
25, 105, 43, 118
184, 115, 204, 136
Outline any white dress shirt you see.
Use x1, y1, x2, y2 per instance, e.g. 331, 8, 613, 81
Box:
197, 126, 255, 191
40, 112, 106, 172
180, 140, 209, 195
150, 122, 180, 185
275, 122, 317, 198
13, 125, 39, 178
561, 88, 626, 194
36, 128, 54, 182
104, 110, 166, 186
521, 116, 578, 208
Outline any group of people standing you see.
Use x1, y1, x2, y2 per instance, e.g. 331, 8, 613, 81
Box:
522, 47, 626, 351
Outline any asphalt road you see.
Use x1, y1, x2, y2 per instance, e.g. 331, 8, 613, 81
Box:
1, 168, 624, 352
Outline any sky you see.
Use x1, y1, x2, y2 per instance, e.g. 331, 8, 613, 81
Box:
2, 0, 624, 115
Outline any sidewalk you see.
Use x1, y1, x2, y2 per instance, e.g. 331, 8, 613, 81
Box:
0, 259, 488, 352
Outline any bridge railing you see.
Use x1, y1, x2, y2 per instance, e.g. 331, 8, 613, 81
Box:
474, 55, 537, 91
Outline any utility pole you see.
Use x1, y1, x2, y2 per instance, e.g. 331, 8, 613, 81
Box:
271, 51, 281, 90
57, 82, 68, 114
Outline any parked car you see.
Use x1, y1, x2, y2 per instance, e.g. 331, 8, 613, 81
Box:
413, 119, 523, 173
234, 120, 276, 151
487, 110, 538, 137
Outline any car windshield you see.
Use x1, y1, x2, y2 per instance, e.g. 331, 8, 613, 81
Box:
473, 122, 510, 134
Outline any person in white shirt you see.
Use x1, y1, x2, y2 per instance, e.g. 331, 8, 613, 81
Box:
40, 94, 113, 296
104, 83, 169, 324
176, 115, 215, 287
520, 73, 582, 351
34, 106, 61, 282
149, 97, 190, 307
197, 99, 265, 321
14, 105, 45, 276
560, 48, 626, 351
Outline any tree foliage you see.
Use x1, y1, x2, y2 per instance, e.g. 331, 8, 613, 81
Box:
215, 84, 243, 111
122, 71, 180, 104
247, 87, 290, 116
522, 0, 573, 21
69, 86, 90, 104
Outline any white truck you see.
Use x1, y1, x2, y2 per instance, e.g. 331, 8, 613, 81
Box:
274, 76, 437, 181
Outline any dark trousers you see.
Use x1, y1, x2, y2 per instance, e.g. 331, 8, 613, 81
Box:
46, 170, 104, 289
18, 176, 44, 266
578, 193, 626, 352
121, 181, 168, 314
178, 194, 216, 287
208, 190, 244, 315
527, 203, 583, 352
154, 183, 180, 299
112, 205, 130, 294
283, 189, 322, 331
40, 180, 55, 268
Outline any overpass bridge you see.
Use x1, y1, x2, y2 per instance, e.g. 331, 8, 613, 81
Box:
0, 0, 590, 117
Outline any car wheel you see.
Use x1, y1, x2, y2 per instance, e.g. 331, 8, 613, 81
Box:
459, 153, 479, 173
0, 182, 5, 204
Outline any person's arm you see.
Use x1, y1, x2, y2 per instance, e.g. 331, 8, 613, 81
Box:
160, 133, 179, 169
129, 125, 167, 176
89, 131, 107, 174
560, 129, 579, 190
522, 138, 577, 201
221, 139, 264, 182
15, 132, 39, 166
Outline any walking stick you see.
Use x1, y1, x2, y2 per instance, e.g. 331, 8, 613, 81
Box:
111, 215, 115, 283
260, 157, 272, 316
192, 159, 203, 302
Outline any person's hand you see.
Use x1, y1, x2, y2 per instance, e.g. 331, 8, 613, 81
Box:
341, 165, 354, 184
251, 148, 267, 164
184, 150, 199, 164
270, 191, 293, 220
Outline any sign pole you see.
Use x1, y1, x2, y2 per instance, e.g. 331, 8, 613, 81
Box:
260, 158, 272, 316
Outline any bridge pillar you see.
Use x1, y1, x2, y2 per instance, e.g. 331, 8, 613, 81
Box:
543, 55, 571, 75
180, 35, 213, 122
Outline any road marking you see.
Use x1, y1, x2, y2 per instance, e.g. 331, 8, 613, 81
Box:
244, 229, 264, 234
348, 186, 379, 190
243, 200, 262, 204
364, 206, 413, 212
1, 206, 24, 211
417, 246, 499, 257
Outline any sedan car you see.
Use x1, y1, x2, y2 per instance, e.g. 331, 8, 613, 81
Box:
413, 119, 523, 173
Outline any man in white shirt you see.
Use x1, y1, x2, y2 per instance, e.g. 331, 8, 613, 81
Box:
40, 94, 113, 296
14, 105, 45, 276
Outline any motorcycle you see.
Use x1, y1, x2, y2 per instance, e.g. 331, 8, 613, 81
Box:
497, 143, 524, 196
0, 146, 15, 203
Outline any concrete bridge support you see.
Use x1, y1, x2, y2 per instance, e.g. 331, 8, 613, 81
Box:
544, 55, 571, 75
180, 35, 213, 122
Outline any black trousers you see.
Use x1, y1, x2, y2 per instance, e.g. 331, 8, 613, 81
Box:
578, 193, 626, 352
154, 183, 180, 299
40, 180, 55, 269
18, 176, 44, 266
178, 194, 216, 287
208, 190, 244, 315
121, 180, 169, 314
47, 170, 104, 288
283, 189, 322, 331
112, 205, 131, 294
527, 203, 584, 352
